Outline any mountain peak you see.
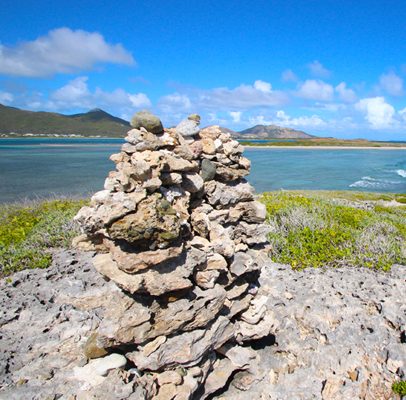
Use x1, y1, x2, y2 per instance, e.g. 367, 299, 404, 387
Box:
68, 108, 130, 126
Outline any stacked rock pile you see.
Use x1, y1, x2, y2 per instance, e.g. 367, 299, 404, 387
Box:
74, 111, 275, 399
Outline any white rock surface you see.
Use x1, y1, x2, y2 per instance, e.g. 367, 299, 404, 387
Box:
0, 251, 404, 399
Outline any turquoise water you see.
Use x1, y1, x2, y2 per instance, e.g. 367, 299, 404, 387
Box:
0, 138, 405, 203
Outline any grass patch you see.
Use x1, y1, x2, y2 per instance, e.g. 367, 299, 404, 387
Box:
260, 191, 406, 270
0, 199, 87, 277
2, 190, 405, 276
392, 381, 406, 396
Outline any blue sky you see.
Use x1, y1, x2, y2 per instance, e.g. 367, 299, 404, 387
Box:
1, 0, 406, 139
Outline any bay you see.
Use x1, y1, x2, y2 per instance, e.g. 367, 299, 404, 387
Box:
0, 138, 405, 203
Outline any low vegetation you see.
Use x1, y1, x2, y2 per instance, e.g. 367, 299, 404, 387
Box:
392, 380, 406, 396
0, 199, 86, 277
1, 191, 405, 277
260, 191, 406, 270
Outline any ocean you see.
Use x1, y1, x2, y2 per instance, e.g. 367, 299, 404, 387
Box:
0, 138, 405, 203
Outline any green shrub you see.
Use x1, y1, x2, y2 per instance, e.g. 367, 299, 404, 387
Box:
392, 380, 406, 396
261, 191, 406, 270
0, 199, 87, 276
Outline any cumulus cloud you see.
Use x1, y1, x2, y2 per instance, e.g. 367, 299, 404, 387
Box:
0, 28, 134, 77
281, 69, 298, 82
229, 111, 242, 123
197, 81, 287, 110
379, 71, 404, 96
307, 60, 331, 78
249, 110, 326, 128
158, 80, 287, 115
275, 110, 326, 127
128, 93, 151, 108
335, 82, 357, 103
51, 76, 91, 107
398, 107, 406, 121
253, 80, 272, 93
158, 93, 192, 114
47, 76, 150, 112
355, 97, 395, 128
0, 91, 13, 104
297, 79, 334, 101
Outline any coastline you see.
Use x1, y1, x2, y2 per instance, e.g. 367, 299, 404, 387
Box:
1, 137, 406, 150
244, 145, 406, 150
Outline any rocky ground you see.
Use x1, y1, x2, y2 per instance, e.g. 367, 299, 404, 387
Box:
0, 249, 405, 400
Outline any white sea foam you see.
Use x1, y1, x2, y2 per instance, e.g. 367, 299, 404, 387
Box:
396, 169, 406, 178
349, 176, 401, 189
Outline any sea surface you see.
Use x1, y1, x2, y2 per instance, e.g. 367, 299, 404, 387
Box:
0, 138, 405, 203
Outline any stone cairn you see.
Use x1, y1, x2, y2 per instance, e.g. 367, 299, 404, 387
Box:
74, 111, 274, 399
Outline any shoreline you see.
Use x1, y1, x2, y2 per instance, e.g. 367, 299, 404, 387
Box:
244, 145, 406, 150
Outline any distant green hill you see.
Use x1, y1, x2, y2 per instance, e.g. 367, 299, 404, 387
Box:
0, 104, 130, 137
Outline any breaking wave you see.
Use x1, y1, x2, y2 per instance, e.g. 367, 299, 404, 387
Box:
349, 176, 401, 189
396, 169, 406, 178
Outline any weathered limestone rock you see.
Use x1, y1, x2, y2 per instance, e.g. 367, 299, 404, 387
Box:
1, 250, 404, 399
182, 172, 204, 193
106, 240, 184, 273
73, 353, 127, 386
74, 189, 147, 234
107, 193, 182, 249
195, 269, 220, 289
198, 125, 222, 140
127, 316, 234, 370
176, 114, 201, 137
201, 358, 239, 399
215, 164, 249, 181
93, 248, 206, 296
205, 180, 254, 206
74, 112, 272, 399
229, 201, 267, 223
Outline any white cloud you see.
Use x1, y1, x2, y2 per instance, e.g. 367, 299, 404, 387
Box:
276, 110, 326, 127
355, 97, 395, 128
196, 81, 287, 110
0, 91, 14, 104
309, 102, 347, 112
158, 81, 287, 115
249, 110, 326, 128
47, 76, 150, 112
281, 69, 298, 82
335, 82, 357, 103
129, 93, 152, 108
158, 93, 192, 114
307, 60, 331, 78
229, 111, 242, 123
297, 79, 334, 101
398, 107, 406, 121
253, 80, 272, 93
379, 71, 404, 96
52, 76, 91, 107
0, 28, 134, 77
206, 112, 228, 125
